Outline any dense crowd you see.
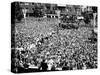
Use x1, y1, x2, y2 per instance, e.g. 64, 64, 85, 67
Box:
11, 17, 97, 72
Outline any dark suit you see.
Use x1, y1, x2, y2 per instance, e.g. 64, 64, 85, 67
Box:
39, 61, 48, 71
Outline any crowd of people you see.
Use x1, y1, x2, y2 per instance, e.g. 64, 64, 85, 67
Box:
11, 4, 97, 72
11, 17, 97, 73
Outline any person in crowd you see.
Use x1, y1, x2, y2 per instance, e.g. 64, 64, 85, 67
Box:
39, 59, 48, 71
47, 59, 55, 70
62, 62, 70, 70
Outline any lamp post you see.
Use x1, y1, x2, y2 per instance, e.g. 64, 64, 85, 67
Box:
93, 13, 97, 28
55, 10, 61, 39
22, 8, 27, 25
